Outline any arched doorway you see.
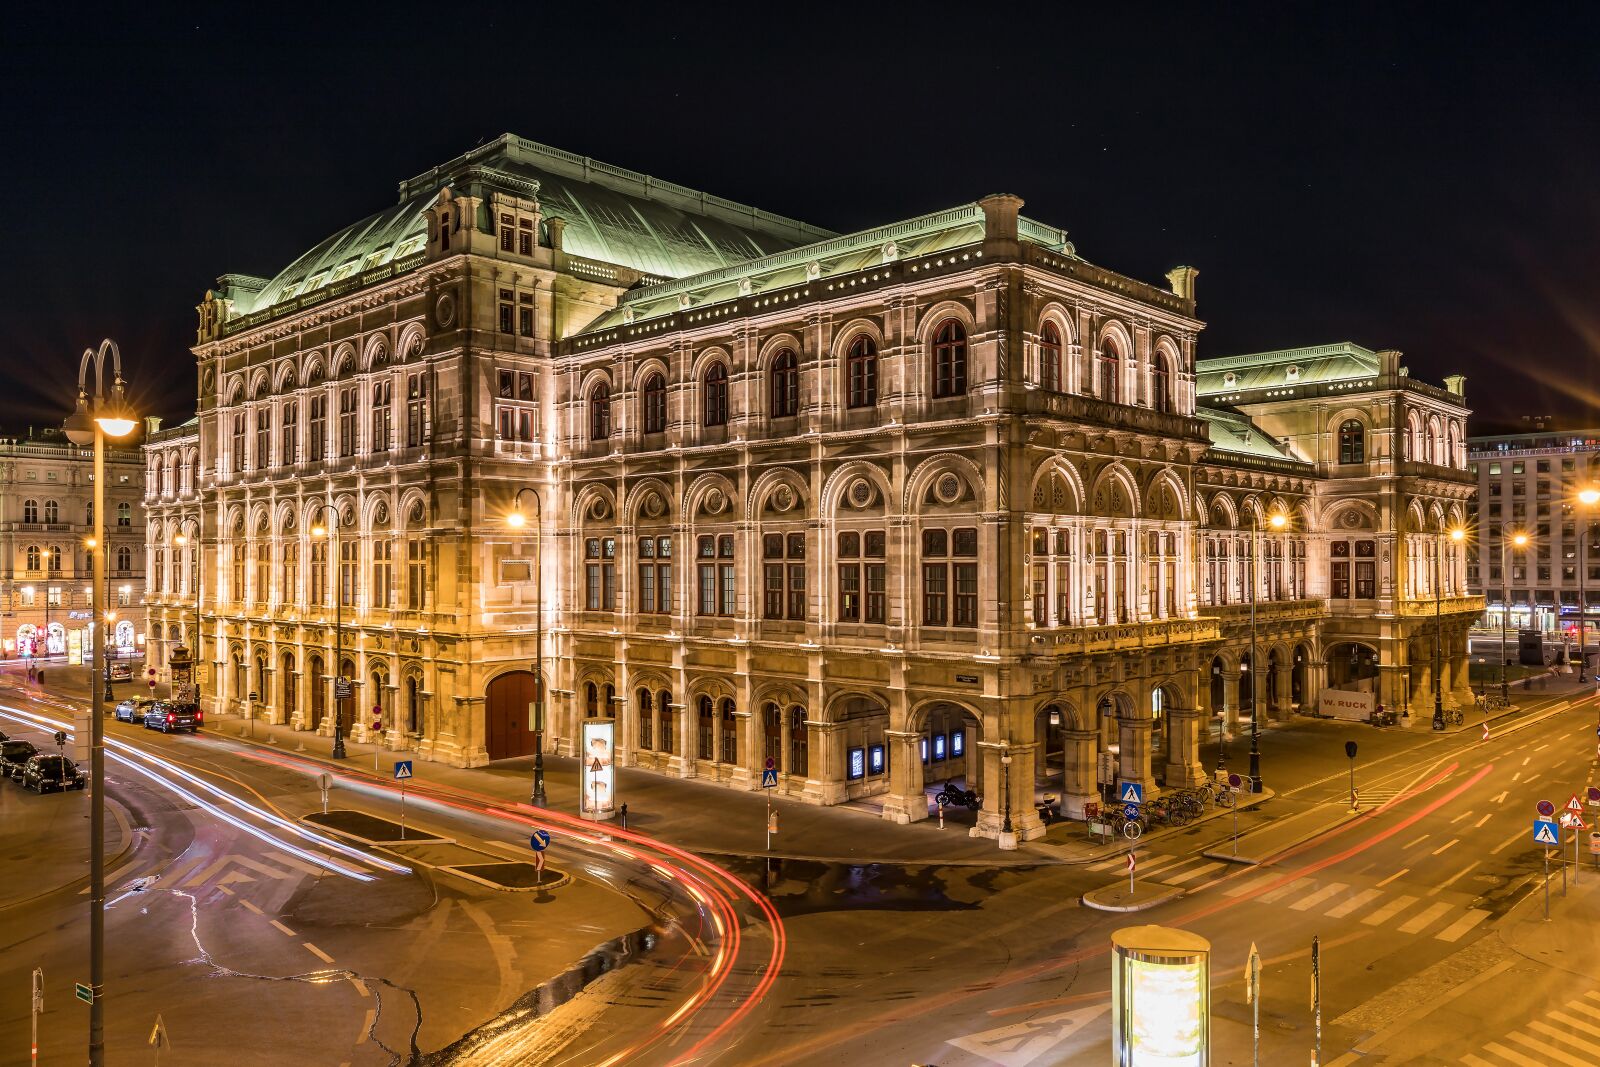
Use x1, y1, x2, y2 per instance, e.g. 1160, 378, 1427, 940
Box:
1326, 642, 1379, 691
1034, 702, 1069, 810
1238, 652, 1255, 727
1292, 644, 1311, 708
308, 654, 325, 729
404, 674, 421, 733
837, 696, 890, 800
16, 624, 37, 657
280, 651, 296, 724
485, 670, 539, 760
338, 657, 357, 738
1266, 649, 1284, 715
917, 700, 983, 819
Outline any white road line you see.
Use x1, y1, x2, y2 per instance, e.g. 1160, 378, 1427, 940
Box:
1547, 1010, 1600, 1040
350, 977, 370, 998
1526, 773, 1543, 785
1491, 829, 1526, 855
1398, 901, 1453, 934
1363, 894, 1418, 926
240, 899, 264, 915
1164, 861, 1226, 886
1376, 868, 1410, 888
1460, 1053, 1497, 1067
1434, 910, 1490, 942
1437, 862, 1481, 891
1259, 877, 1314, 904
1451, 810, 1474, 824
1404, 834, 1431, 848
1493, 790, 1509, 803
1566, 1000, 1600, 1021
1514, 1025, 1597, 1066
1474, 813, 1494, 828
270, 919, 296, 937
1522, 756, 1532, 766
303, 942, 334, 964
1325, 888, 1383, 919
1534, 743, 1551, 752
1432, 838, 1460, 856
1223, 873, 1279, 898
1290, 882, 1349, 912
1530, 1019, 1600, 1055
1513, 772, 1523, 782
1482, 1040, 1545, 1066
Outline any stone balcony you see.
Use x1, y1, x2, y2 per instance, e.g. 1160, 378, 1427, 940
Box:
1398, 594, 1485, 618
1031, 615, 1220, 656
1205, 598, 1326, 628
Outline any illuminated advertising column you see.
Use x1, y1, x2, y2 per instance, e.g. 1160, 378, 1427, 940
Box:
1112, 925, 1210, 1067
580, 717, 617, 820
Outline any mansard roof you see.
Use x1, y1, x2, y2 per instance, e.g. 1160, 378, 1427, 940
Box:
232, 134, 834, 317
1196, 405, 1311, 465
1194, 342, 1380, 396
579, 203, 1076, 333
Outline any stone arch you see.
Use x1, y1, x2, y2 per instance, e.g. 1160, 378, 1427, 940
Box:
362, 493, 393, 532
225, 376, 246, 406
1087, 461, 1141, 517
362, 334, 391, 371
300, 353, 326, 387
681, 472, 740, 525
331, 342, 357, 378
1029, 456, 1085, 515
398, 323, 426, 361
746, 467, 811, 521
569, 482, 618, 530
756, 331, 806, 369
1326, 499, 1379, 531
830, 317, 886, 364
687, 345, 733, 383
821, 460, 894, 517
1208, 492, 1239, 529
622, 477, 675, 527
1144, 467, 1189, 521
905, 452, 984, 514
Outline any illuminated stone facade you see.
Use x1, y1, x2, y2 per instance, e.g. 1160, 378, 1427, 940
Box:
144, 134, 1479, 841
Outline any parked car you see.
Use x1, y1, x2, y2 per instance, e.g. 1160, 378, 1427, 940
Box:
144, 701, 201, 734
1, 739, 39, 780
21, 754, 85, 793
113, 697, 157, 725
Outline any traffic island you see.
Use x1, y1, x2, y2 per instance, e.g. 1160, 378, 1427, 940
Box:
452, 862, 571, 892
300, 808, 570, 892
304, 807, 450, 844
1081, 880, 1184, 913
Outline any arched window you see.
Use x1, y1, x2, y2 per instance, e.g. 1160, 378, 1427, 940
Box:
589, 382, 612, 440
1338, 419, 1365, 464
642, 373, 667, 435
703, 364, 729, 427
657, 688, 674, 752
769, 349, 799, 419
116, 546, 131, 572
43, 500, 58, 524
1097, 343, 1120, 402
1039, 322, 1062, 392
47, 546, 61, 573
637, 687, 654, 749
117, 502, 131, 526
22, 499, 36, 524
789, 705, 809, 776
931, 320, 967, 398
719, 697, 737, 763
25, 544, 39, 570
846, 336, 878, 408
585, 682, 599, 716
1151, 355, 1172, 414
697, 695, 716, 759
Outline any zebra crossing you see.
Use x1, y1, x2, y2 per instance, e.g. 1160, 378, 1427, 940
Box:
1087, 851, 1492, 944
1462, 990, 1600, 1066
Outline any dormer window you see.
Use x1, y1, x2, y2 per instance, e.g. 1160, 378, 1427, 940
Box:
1285, 365, 1300, 382
519, 218, 534, 255
499, 213, 515, 252
1223, 372, 1237, 388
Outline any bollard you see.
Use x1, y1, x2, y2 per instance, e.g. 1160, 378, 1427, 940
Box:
619, 803, 628, 831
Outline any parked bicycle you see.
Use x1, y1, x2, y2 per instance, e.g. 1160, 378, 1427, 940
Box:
1443, 707, 1464, 726
1104, 808, 1144, 840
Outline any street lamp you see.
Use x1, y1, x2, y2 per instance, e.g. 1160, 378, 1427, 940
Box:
1576, 488, 1599, 682
507, 488, 546, 806
1501, 529, 1529, 704
1433, 527, 1467, 730
312, 511, 348, 759
1248, 510, 1287, 793
62, 337, 135, 1067
1000, 739, 1014, 837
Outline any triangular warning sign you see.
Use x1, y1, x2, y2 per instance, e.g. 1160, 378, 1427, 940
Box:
1535, 821, 1560, 845
1567, 794, 1585, 814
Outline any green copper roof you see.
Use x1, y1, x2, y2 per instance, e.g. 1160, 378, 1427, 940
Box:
1195, 342, 1380, 395
238, 134, 834, 316
1197, 405, 1310, 464
580, 204, 1075, 333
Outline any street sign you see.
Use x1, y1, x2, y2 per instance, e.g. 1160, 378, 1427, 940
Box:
1344, 741, 1358, 760
335, 676, 352, 700
75, 982, 93, 1004
765, 757, 776, 771
393, 760, 413, 781
1534, 818, 1561, 846
1567, 794, 1586, 815
1123, 803, 1141, 820
1118, 781, 1145, 805
248, 691, 257, 701
761, 768, 778, 788
149, 1013, 169, 1049
318, 772, 331, 791
1097, 751, 1115, 784
1588, 785, 1600, 807
529, 829, 550, 852
1537, 799, 1556, 817
1561, 811, 1589, 830
1228, 773, 1243, 792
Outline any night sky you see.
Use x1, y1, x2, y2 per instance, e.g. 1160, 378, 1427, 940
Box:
4, 6, 1597, 437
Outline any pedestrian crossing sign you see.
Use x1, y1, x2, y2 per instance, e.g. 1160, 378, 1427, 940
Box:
761, 768, 778, 788
1533, 818, 1560, 846
393, 760, 413, 781
1118, 781, 1145, 805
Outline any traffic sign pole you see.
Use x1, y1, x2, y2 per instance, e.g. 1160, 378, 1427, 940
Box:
31, 967, 41, 1067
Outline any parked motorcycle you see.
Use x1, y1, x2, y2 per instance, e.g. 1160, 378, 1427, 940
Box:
935, 779, 981, 810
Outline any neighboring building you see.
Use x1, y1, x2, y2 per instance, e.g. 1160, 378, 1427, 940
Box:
1, 427, 147, 663
1466, 427, 1600, 634
146, 133, 1480, 842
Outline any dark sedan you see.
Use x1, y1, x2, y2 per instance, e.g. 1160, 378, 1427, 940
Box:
114, 697, 157, 724
144, 701, 201, 734
1, 739, 39, 781
21, 754, 85, 793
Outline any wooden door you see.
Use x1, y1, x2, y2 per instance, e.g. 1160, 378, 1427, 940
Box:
485, 671, 538, 760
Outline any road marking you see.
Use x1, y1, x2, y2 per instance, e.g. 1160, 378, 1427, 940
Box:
1568, 999, 1600, 1020
1432, 838, 1460, 856
1491, 828, 1526, 855
1525, 773, 1542, 785
270, 920, 296, 937
1530, 1018, 1600, 1055
1474, 813, 1494, 828
1522, 756, 1532, 766
1325, 888, 1383, 918
1222, 873, 1278, 898
1164, 861, 1226, 886
1404, 833, 1431, 848
1492, 790, 1509, 803
1451, 810, 1474, 824
1513, 772, 1523, 782
1363, 894, 1418, 926
1433, 909, 1489, 942
349, 977, 371, 998
1548, 1010, 1600, 1039
303, 942, 334, 964
1436, 862, 1481, 891
1259, 877, 1314, 904
1534, 743, 1550, 752
217, 884, 234, 896
1513, 1026, 1596, 1065
1290, 882, 1349, 912
1398, 901, 1453, 934
1482, 1040, 1546, 1066
356, 1009, 375, 1044
240, 899, 264, 915
1460, 1054, 1497, 1067
1376, 868, 1410, 888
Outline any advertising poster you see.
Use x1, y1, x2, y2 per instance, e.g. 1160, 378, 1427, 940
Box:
580, 717, 616, 818
67, 629, 83, 666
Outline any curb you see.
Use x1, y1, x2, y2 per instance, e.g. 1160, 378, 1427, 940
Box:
1202, 807, 1366, 865
1028, 789, 1275, 866
0, 796, 139, 914
1080, 882, 1184, 913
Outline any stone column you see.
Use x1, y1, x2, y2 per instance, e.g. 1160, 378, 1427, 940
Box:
816, 721, 847, 804
1165, 708, 1205, 788
1220, 668, 1242, 728
1061, 728, 1098, 819
880, 730, 928, 824
1118, 716, 1156, 798
731, 710, 754, 788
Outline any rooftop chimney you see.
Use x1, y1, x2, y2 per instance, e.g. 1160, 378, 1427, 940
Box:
1165, 266, 1199, 303
977, 194, 1023, 256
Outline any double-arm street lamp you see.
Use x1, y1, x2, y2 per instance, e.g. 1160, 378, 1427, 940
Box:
312, 510, 348, 759
1499, 527, 1530, 704
1248, 509, 1288, 793
1575, 488, 1599, 682
173, 530, 203, 693
62, 339, 136, 1067
506, 488, 547, 806
1432, 527, 1467, 731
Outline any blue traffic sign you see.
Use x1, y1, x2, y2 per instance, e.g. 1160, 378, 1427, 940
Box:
761, 768, 778, 788
1118, 781, 1145, 806
393, 760, 413, 781
1123, 803, 1141, 821
529, 829, 551, 852
1534, 818, 1561, 846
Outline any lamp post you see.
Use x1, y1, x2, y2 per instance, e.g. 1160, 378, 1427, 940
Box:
1433, 527, 1466, 730
62, 338, 136, 1067
1000, 740, 1014, 837
1576, 489, 1599, 682
507, 488, 546, 806
173, 530, 203, 701
1248, 511, 1287, 793
312, 511, 347, 759
1501, 529, 1528, 704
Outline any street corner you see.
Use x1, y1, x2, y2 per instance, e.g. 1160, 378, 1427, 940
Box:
1080, 881, 1184, 913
